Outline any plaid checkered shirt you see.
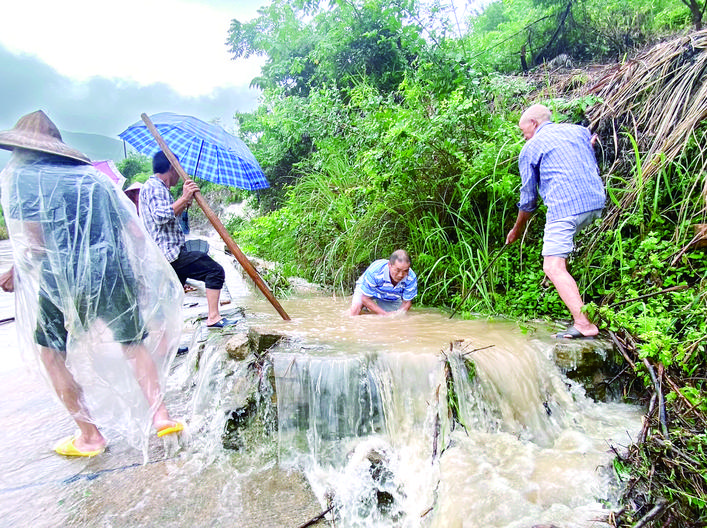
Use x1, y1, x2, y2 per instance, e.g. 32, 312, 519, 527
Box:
139, 175, 184, 262
518, 122, 605, 222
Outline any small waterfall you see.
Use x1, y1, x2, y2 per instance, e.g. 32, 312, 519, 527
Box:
166, 293, 641, 527
444, 341, 575, 447
274, 353, 384, 462
170, 327, 279, 466
272, 350, 443, 527
262, 338, 640, 527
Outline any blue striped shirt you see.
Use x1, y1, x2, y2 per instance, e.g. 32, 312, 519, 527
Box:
359, 259, 418, 302
139, 176, 184, 262
518, 122, 605, 222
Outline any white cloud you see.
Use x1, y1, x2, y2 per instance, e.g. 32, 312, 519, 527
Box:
0, 0, 264, 96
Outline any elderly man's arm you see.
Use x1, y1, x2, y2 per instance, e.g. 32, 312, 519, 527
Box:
510, 146, 540, 245
506, 210, 534, 244
0, 266, 14, 293
360, 294, 388, 315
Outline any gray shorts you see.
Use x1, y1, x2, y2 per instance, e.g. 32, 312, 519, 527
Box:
351, 283, 402, 312
542, 209, 602, 258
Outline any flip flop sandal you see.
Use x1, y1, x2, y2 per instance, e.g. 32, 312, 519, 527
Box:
206, 318, 237, 329
54, 435, 105, 457
554, 326, 595, 340
156, 421, 184, 438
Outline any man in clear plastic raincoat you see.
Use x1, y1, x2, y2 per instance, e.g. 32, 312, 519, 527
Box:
0, 110, 185, 457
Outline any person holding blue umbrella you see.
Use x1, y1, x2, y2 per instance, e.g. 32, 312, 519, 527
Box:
140, 151, 236, 329
121, 112, 290, 320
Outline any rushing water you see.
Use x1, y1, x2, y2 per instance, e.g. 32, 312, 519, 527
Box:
255, 317, 640, 527
0, 238, 643, 527
194, 247, 644, 527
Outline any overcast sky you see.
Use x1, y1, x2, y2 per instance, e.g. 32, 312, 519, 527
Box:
1, 0, 481, 143
0, 0, 267, 138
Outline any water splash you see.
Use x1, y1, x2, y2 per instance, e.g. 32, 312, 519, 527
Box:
263, 337, 641, 527
271, 349, 444, 526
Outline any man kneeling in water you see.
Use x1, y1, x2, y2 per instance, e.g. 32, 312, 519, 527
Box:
350, 250, 418, 316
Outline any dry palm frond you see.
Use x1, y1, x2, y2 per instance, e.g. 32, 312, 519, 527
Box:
583, 30, 707, 226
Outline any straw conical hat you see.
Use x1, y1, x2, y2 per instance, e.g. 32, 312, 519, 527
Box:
0, 110, 90, 164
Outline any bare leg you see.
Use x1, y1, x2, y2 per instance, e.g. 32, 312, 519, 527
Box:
122, 343, 177, 431
205, 288, 222, 325
40, 346, 106, 452
543, 256, 598, 337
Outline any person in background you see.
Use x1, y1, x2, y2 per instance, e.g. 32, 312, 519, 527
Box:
506, 104, 605, 339
124, 181, 143, 212
139, 151, 235, 329
0, 110, 184, 457
350, 249, 418, 316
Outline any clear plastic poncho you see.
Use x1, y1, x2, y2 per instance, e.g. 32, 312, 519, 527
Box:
0, 151, 184, 455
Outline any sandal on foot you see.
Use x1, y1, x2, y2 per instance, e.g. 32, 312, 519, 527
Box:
554, 326, 596, 340
54, 436, 105, 457
157, 421, 184, 438
206, 318, 237, 330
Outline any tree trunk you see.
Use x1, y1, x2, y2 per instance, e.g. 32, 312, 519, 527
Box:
534, 1, 573, 65
681, 0, 704, 30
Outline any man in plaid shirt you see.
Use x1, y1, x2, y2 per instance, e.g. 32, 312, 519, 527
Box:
350, 250, 418, 316
506, 104, 605, 339
140, 151, 235, 329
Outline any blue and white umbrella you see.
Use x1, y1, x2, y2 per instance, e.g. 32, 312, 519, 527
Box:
118, 112, 269, 191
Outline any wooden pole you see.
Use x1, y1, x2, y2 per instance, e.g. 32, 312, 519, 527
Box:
140, 113, 291, 321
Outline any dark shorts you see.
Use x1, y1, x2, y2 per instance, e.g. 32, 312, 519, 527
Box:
36, 279, 145, 354
170, 249, 225, 290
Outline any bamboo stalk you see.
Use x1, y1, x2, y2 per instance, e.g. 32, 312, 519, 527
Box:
140, 113, 290, 321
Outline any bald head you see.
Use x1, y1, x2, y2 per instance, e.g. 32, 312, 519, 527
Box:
519, 105, 552, 140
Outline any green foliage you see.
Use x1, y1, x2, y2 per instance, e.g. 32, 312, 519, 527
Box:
117, 153, 151, 188
227, 4, 705, 520
227, 0, 427, 96
466, 0, 689, 72
233, 66, 525, 300
618, 430, 707, 525
229, 0, 453, 210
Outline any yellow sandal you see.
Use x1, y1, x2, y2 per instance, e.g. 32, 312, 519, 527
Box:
54, 436, 105, 457
156, 421, 184, 438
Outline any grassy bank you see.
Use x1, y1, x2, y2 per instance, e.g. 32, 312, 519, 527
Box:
227, 4, 707, 522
